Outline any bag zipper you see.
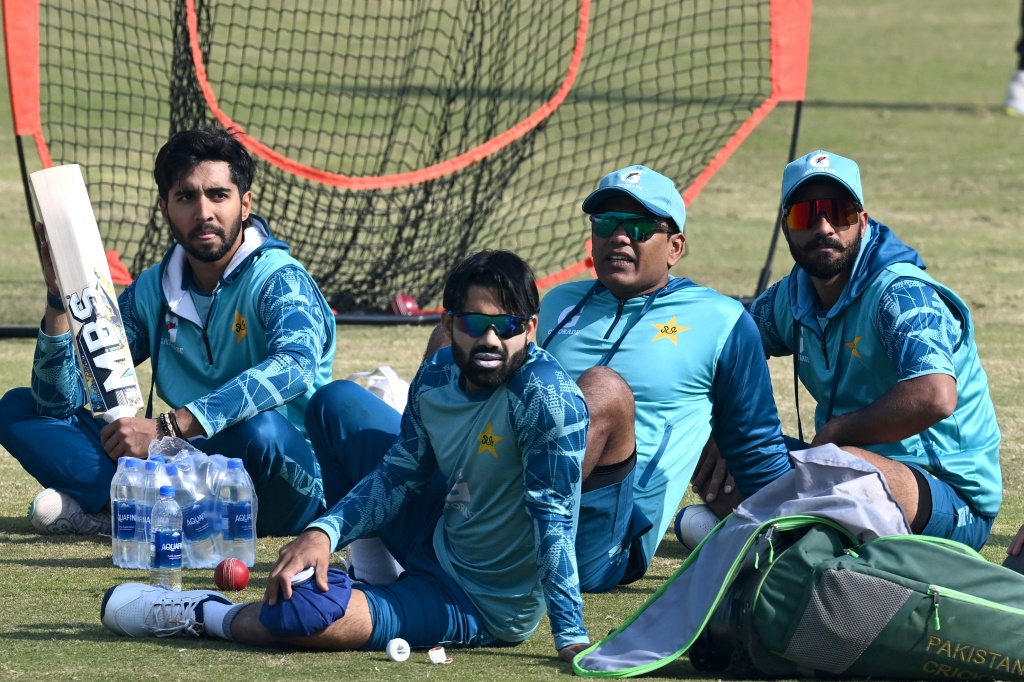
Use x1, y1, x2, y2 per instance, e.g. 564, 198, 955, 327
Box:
866, 534, 985, 560
927, 584, 1024, 630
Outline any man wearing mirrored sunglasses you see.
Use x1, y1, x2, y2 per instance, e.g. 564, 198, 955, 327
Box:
101, 250, 591, 664
746, 150, 1001, 550
538, 165, 793, 592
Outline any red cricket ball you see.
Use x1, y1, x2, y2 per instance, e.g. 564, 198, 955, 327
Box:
387, 293, 421, 316
215, 558, 250, 591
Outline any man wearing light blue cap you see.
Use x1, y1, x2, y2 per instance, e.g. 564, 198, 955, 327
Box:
746, 150, 1002, 550
538, 165, 793, 591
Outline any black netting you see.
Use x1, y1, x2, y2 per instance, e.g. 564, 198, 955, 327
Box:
36, 0, 773, 313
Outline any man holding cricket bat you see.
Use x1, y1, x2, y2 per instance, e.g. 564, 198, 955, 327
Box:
0, 127, 336, 537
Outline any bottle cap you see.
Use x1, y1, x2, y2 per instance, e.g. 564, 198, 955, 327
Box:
165, 464, 178, 477
125, 458, 142, 469
150, 455, 166, 464
159, 485, 175, 498
227, 459, 244, 470
118, 456, 127, 467
145, 460, 160, 471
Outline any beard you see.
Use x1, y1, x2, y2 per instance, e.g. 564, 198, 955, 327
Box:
452, 340, 530, 390
174, 211, 244, 263
788, 229, 863, 279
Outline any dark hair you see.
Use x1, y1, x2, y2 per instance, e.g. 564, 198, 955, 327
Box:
442, 251, 539, 318
154, 127, 256, 203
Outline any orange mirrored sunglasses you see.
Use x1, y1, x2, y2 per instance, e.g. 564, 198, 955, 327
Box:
783, 198, 862, 230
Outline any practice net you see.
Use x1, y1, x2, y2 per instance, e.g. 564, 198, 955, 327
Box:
4, 0, 810, 315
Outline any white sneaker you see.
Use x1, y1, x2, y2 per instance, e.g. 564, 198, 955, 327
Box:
28, 488, 111, 535
101, 583, 231, 637
674, 504, 722, 551
1005, 70, 1024, 116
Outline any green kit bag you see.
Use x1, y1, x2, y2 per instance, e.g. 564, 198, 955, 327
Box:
574, 447, 1024, 680
741, 524, 1024, 680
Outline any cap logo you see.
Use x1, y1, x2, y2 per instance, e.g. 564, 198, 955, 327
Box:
810, 154, 830, 168
620, 170, 643, 184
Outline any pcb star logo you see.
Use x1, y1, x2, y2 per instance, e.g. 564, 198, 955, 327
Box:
477, 421, 503, 458
233, 310, 248, 344
845, 336, 863, 359
651, 316, 689, 345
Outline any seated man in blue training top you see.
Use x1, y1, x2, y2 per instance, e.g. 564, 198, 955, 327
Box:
536, 165, 793, 591
426, 167, 796, 591
0, 127, 334, 537
100, 250, 592, 663
738, 150, 1002, 551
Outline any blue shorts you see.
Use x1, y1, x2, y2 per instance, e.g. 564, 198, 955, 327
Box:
908, 463, 994, 551
357, 540, 506, 651
259, 535, 506, 650
575, 466, 653, 593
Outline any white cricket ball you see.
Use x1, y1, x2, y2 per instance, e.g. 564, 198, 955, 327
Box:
674, 504, 721, 551
386, 638, 411, 662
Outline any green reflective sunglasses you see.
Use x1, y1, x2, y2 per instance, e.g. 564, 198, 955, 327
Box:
590, 212, 673, 242
447, 312, 533, 339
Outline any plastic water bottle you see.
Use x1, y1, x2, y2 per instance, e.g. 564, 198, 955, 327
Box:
204, 454, 229, 543
110, 458, 143, 568
217, 458, 256, 566
110, 457, 127, 563
165, 464, 218, 568
135, 460, 168, 568
150, 485, 183, 591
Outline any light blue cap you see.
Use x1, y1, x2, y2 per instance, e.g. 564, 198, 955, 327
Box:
582, 165, 686, 234
781, 150, 864, 207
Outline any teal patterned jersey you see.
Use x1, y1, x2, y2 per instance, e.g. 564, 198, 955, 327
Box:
309, 344, 589, 649
749, 220, 1002, 516
30, 216, 335, 442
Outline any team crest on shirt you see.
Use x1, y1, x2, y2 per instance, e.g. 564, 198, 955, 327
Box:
477, 421, 503, 458
650, 316, 689, 344
845, 335, 863, 359
233, 310, 248, 344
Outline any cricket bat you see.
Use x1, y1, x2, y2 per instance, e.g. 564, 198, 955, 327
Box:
30, 164, 144, 423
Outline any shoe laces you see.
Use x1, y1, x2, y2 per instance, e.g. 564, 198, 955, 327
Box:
147, 595, 207, 637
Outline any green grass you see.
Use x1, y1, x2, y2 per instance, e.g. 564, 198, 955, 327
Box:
1, 0, 1023, 679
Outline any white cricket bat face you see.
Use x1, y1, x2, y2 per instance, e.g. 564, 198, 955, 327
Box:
31, 164, 143, 423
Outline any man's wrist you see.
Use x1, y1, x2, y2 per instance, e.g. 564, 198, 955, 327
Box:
46, 290, 65, 312
302, 525, 337, 552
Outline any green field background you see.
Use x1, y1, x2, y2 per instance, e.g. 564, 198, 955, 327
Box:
0, 1, 1022, 679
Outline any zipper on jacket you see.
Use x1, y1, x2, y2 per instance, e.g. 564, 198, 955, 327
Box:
820, 337, 830, 370
603, 299, 625, 339
200, 289, 218, 366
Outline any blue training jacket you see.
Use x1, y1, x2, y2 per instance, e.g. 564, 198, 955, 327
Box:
749, 219, 1001, 516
